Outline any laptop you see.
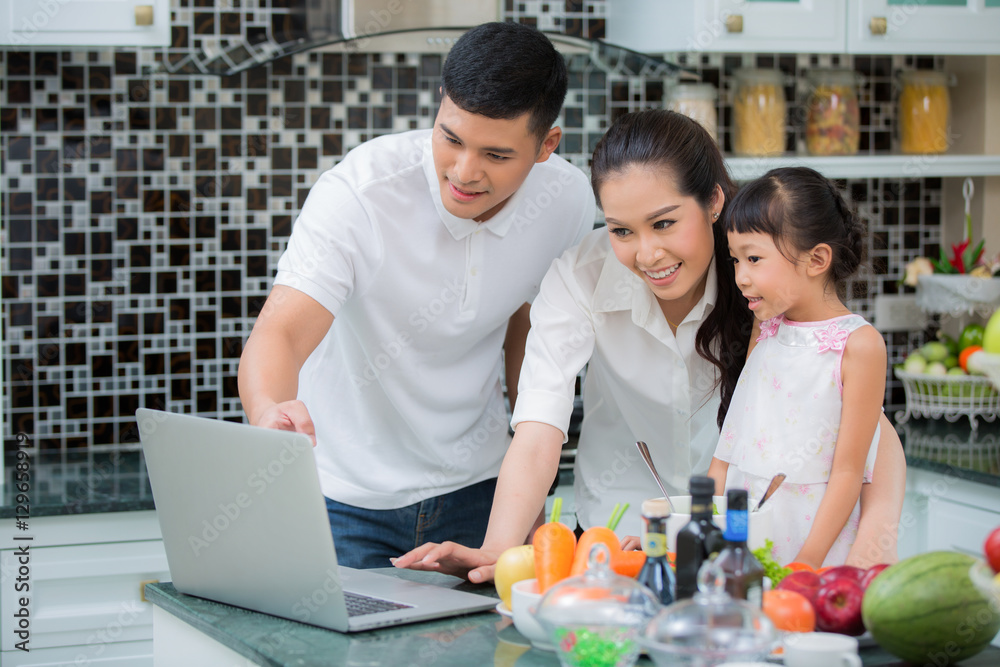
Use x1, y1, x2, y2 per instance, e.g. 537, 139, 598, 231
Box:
136, 408, 498, 632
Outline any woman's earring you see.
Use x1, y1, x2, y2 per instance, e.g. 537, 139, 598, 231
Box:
712, 211, 719, 220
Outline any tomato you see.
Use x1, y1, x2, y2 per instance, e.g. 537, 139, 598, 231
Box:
960, 345, 983, 372
762, 589, 816, 633
785, 561, 815, 573
985, 526, 1000, 574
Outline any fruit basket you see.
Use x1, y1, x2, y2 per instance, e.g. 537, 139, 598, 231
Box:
893, 368, 999, 430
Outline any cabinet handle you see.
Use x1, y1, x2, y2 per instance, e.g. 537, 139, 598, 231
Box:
725, 14, 744, 34
870, 16, 887, 35
140, 579, 159, 602
135, 5, 154, 26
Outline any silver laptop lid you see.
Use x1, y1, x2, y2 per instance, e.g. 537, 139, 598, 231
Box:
137, 408, 350, 631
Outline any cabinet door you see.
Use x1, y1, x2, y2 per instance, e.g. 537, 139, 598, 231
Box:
698, 0, 847, 53
849, 0, 1000, 54
608, 0, 847, 53
0, 540, 169, 653
925, 495, 1000, 556
0, 0, 170, 47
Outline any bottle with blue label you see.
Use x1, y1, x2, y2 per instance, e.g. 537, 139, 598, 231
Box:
714, 488, 765, 607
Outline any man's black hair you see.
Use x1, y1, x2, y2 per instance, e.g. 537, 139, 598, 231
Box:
441, 22, 568, 141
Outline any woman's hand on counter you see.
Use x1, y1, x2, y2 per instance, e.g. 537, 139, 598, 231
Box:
393, 542, 502, 584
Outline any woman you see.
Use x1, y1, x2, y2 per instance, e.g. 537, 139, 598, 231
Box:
394, 110, 905, 582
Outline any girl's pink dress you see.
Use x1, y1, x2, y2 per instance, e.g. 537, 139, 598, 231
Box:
714, 314, 880, 566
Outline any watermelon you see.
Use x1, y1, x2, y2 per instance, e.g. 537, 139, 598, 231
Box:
862, 551, 1000, 666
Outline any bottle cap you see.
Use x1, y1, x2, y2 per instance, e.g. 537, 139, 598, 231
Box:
726, 488, 748, 512
689, 475, 715, 497
642, 497, 671, 518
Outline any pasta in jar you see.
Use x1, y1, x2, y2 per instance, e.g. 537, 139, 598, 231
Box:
805, 69, 860, 156
667, 83, 718, 143
899, 70, 950, 155
732, 68, 787, 157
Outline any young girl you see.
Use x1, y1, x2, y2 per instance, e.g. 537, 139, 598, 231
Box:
708, 167, 887, 569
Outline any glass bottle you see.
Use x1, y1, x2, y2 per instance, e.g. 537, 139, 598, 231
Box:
805, 68, 860, 156
899, 70, 950, 154
731, 68, 787, 156
637, 497, 675, 606
714, 489, 765, 607
674, 476, 726, 600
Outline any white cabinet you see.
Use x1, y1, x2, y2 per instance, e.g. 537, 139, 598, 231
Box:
0, 512, 169, 667
0, 0, 170, 47
900, 468, 1000, 560
848, 0, 1000, 55
608, 0, 1000, 54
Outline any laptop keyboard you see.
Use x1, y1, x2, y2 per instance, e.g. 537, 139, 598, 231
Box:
344, 591, 413, 617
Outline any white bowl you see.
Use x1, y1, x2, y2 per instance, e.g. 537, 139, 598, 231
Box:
511, 578, 554, 651
663, 496, 773, 553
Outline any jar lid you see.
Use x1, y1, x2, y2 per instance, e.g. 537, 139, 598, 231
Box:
900, 69, 950, 85
732, 67, 784, 85
533, 543, 661, 630
805, 68, 858, 85
638, 560, 775, 658
668, 83, 717, 100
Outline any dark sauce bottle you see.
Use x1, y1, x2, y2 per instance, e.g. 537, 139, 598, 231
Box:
636, 497, 675, 605
674, 475, 726, 600
714, 488, 765, 607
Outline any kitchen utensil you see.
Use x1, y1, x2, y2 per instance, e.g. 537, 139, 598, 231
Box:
636, 441, 673, 511
753, 472, 786, 512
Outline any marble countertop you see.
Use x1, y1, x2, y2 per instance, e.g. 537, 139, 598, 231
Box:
2, 419, 998, 518
146, 569, 1000, 667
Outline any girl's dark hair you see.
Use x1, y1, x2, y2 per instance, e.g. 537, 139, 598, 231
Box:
442, 22, 567, 142
591, 110, 753, 428
723, 167, 864, 298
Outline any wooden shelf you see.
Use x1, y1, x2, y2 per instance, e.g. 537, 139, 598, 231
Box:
724, 155, 1000, 181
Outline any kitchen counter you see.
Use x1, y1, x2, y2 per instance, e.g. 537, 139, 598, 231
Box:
1, 419, 997, 518
146, 569, 1000, 666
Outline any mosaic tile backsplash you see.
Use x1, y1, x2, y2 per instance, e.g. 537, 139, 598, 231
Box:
2, 0, 953, 461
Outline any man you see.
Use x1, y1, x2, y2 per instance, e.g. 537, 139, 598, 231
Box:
238, 22, 596, 568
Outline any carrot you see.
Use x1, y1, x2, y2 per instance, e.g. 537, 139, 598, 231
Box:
533, 521, 577, 593
570, 526, 620, 577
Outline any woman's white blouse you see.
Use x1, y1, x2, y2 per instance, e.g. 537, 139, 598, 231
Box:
512, 228, 723, 536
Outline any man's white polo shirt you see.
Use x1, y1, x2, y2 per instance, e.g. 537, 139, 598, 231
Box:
273, 129, 595, 509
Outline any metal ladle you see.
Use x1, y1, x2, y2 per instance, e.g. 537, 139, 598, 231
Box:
635, 441, 673, 513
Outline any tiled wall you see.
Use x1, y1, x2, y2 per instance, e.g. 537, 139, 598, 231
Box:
2, 0, 948, 460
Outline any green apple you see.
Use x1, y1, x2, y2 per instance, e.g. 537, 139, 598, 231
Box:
959, 323, 985, 351
926, 361, 948, 376
921, 341, 949, 363
903, 354, 927, 373
984, 309, 1000, 354
944, 355, 958, 369
947, 367, 967, 376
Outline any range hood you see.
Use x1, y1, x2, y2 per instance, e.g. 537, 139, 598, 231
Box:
154, 0, 689, 80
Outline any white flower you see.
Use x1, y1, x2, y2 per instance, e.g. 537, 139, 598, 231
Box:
902, 257, 935, 286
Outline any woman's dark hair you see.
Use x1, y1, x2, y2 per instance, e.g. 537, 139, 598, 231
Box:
442, 22, 568, 142
723, 167, 864, 298
591, 110, 753, 428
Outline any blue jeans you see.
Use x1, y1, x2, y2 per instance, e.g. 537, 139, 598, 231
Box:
325, 477, 497, 569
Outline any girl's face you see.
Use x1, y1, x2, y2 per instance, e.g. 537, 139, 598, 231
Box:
600, 166, 718, 309
728, 231, 810, 321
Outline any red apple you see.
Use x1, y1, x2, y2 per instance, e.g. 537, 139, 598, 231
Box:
777, 570, 822, 606
859, 563, 891, 590
814, 578, 866, 636
985, 527, 1000, 574
818, 564, 865, 586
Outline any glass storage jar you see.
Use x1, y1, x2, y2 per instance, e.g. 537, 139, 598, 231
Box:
804, 68, 860, 156
898, 70, 950, 155
666, 83, 718, 143
731, 68, 786, 156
